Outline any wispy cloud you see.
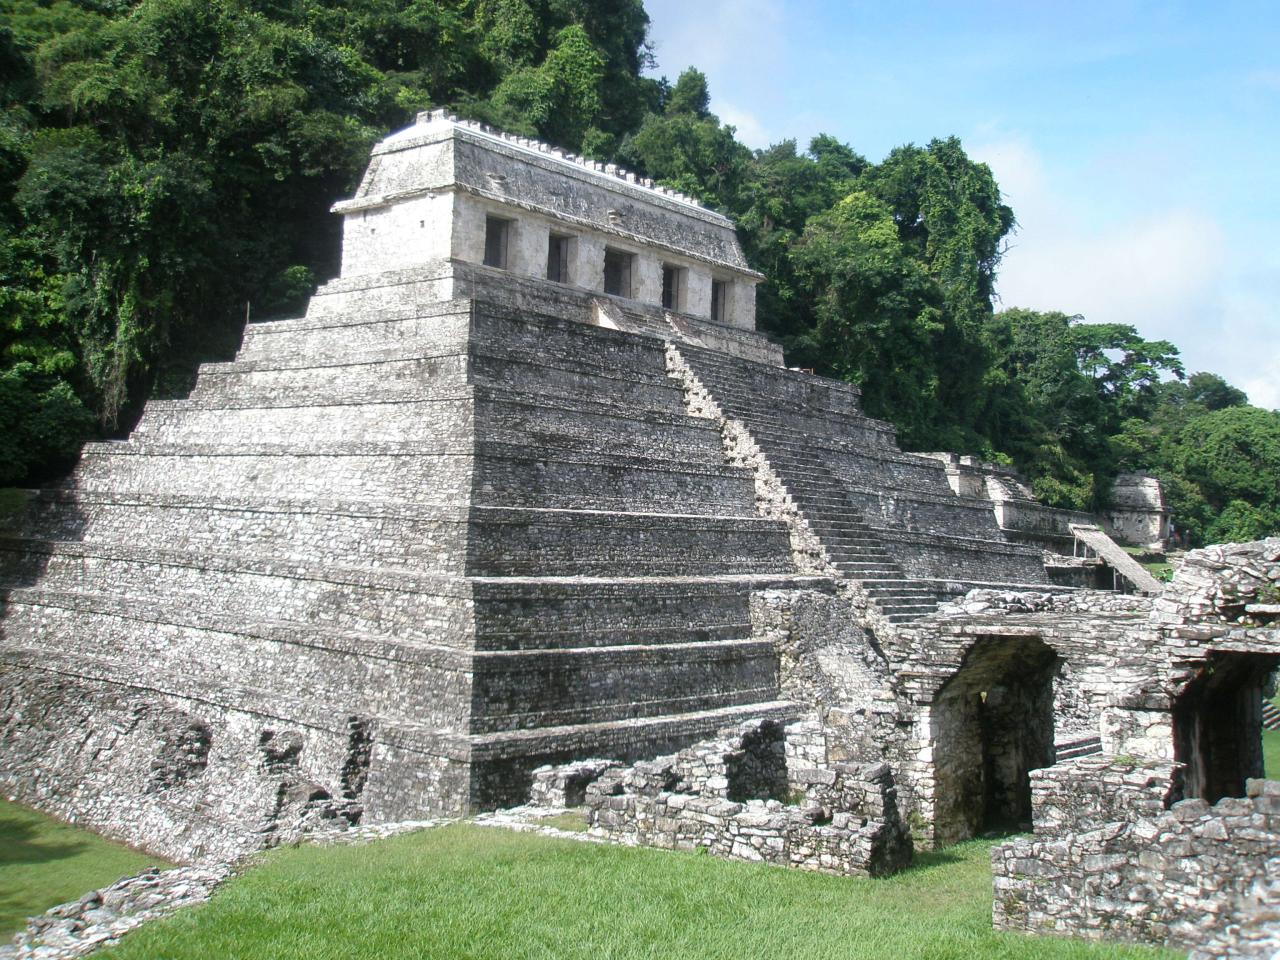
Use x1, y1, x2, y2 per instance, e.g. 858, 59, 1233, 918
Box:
718, 102, 771, 149
973, 136, 1275, 406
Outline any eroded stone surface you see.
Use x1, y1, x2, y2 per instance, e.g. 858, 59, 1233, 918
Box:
0, 864, 231, 960
585, 718, 912, 877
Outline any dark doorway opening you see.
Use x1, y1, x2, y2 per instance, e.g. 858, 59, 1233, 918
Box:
1173, 652, 1278, 803
932, 636, 1060, 846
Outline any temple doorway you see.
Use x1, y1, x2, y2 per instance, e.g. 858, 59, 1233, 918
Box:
931, 635, 1060, 846
1173, 652, 1278, 802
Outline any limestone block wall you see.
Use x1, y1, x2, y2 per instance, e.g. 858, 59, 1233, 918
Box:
584, 719, 913, 877
339, 192, 455, 278
0, 670, 363, 862
1105, 473, 1169, 550
993, 777, 1280, 953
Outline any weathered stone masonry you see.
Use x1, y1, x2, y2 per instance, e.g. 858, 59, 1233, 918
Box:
990, 539, 1280, 954
0, 107, 1235, 916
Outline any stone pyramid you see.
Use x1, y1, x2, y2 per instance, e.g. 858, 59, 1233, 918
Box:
0, 111, 1078, 859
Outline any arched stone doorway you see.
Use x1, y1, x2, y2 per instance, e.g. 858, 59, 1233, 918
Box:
1173, 652, 1278, 803
932, 635, 1060, 846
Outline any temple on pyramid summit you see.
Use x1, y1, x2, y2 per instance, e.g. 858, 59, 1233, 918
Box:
3, 116, 1277, 953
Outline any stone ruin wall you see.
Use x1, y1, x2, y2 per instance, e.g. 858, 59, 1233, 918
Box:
994, 769, 1280, 956
0, 671, 375, 862
989, 539, 1280, 955
581, 718, 913, 878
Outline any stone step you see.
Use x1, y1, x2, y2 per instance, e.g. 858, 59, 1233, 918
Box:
820, 547, 893, 562
818, 534, 888, 546
467, 573, 818, 651
0, 537, 472, 644
1, 599, 780, 736
467, 640, 780, 733
138, 389, 722, 456
218, 336, 471, 375
470, 444, 758, 515
806, 523, 885, 540
1, 646, 386, 749
470, 352, 683, 412
830, 562, 900, 574
70, 440, 758, 516
473, 621, 757, 651
245, 293, 470, 337
862, 585, 939, 599
0, 590, 473, 731
468, 517, 794, 577
239, 302, 473, 360
1054, 736, 1104, 761
18, 493, 794, 578
388, 698, 804, 808
753, 434, 942, 471
877, 600, 939, 613
21, 491, 469, 574
1, 538, 811, 648
191, 353, 472, 406
133, 397, 472, 446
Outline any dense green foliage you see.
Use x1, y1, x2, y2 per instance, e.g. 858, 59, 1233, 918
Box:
0, 798, 169, 936
1, 0, 1274, 542
91, 822, 1172, 960
1112, 377, 1280, 544
0, 0, 660, 479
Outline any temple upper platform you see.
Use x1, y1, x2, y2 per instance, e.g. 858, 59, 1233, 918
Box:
330, 110, 763, 331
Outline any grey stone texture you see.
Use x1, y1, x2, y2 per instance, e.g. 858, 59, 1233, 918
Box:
529, 759, 620, 808
993, 777, 1280, 953
2, 115, 1270, 951
1, 863, 232, 960
1105, 473, 1171, 551
989, 539, 1280, 955
584, 718, 912, 877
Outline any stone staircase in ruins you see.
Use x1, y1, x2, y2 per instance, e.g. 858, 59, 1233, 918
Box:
668, 340, 1061, 623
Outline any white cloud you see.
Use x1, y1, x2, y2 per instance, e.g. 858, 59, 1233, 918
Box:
718, 102, 771, 149
972, 137, 1277, 405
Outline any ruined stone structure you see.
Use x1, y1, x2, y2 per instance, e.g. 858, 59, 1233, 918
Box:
0, 111, 1274, 954
1105, 473, 1171, 551
989, 539, 1280, 953
583, 718, 912, 877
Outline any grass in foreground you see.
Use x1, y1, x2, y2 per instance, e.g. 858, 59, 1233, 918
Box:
98, 824, 1176, 960
0, 798, 168, 937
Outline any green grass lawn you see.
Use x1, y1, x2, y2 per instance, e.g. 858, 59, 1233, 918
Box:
94, 824, 1176, 960
1266, 728, 1280, 778
0, 798, 168, 937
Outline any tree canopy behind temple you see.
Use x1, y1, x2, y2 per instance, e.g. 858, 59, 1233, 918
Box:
0, 0, 1275, 544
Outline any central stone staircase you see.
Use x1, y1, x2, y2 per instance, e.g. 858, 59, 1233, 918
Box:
669, 341, 1063, 622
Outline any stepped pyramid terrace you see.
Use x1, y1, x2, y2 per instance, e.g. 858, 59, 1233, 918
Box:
2, 115, 1278, 951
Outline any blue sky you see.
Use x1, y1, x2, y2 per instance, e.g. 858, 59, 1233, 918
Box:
642, 0, 1280, 408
